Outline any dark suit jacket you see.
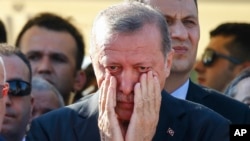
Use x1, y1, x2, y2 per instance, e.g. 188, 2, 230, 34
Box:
186, 81, 250, 124
0, 135, 5, 141
26, 90, 229, 141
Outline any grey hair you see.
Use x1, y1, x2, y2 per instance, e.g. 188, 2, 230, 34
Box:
90, 1, 171, 58
31, 76, 65, 107
0, 56, 6, 84
224, 67, 250, 98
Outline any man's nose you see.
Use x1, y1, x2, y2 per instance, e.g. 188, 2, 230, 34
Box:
36, 57, 53, 74
170, 21, 188, 41
118, 71, 139, 95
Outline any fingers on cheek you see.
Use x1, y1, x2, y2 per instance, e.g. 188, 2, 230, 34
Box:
153, 76, 161, 110
134, 83, 143, 109
107, 76, 116, 107
99, 76, 110, 111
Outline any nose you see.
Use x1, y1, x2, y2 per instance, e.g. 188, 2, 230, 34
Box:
169, 21, 188, 41
118, 70, 139, 95
35, 57, 53, 74
194, 60, 205, 74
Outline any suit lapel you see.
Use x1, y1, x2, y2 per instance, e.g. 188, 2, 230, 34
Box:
73, 93, 100, 141
186, 81, 208, 102
154, 91, 189, 141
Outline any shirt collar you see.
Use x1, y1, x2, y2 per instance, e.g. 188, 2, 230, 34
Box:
171, 79, 189, 100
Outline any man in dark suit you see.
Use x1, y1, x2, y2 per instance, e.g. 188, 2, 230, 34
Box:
26, 2, 229, 141
133, 0, 250, 124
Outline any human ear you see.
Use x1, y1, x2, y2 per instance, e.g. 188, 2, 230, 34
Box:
165, 49, 174, 77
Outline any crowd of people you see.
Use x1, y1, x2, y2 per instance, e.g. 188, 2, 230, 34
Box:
0, 0, 249, 141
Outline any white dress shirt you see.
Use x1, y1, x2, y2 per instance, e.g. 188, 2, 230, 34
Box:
171, 79, 189, 100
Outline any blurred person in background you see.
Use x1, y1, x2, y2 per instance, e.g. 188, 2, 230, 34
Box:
0, 44, 33, 141
31, 76, 64, 120
224, 67, 250, 107
81, 63, 97, 96
15, 12, 86, 105
195, 23, 250, 92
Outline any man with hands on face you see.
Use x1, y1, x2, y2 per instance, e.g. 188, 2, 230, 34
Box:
98, 71, 161, 141
26, 2, 230, 141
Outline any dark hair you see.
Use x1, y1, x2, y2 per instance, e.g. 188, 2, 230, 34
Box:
15, 12, 85, 70
210, 23, 250, 63
0, 44, 32, 82
0, 20, 7, 43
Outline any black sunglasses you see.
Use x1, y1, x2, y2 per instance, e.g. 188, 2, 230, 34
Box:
7, 79, 31, 96
202, 49, 242, 66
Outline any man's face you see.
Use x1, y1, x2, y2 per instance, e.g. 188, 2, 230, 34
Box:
0, 85, 7, 131
18, 26, 78, 101
1, 55, 32, 138
0, 64, 7, 130
0, 97, 5, 131
92, 24, 173, 121
31, 89, 61, 120
194, 36, 239, 92
148, 0, 200, 73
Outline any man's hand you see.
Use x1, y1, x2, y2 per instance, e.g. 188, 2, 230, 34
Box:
98, 71, 161, 141
98, 75, 123, 141
126, 71, 161, 141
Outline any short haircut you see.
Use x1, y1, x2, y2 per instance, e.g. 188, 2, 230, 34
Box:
15, 12, 85, 70
0, 43, 32, 82
0, 20, 7, 43
90, 1, 171, 58
31, 76, 64, 107
210, 23, 250, 63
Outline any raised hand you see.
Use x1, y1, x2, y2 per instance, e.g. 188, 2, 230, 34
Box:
126, 71, 161, 141
98, 75, 123, 141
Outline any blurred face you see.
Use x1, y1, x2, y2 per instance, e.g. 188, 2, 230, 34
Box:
91, 24, 173, 121
19, 26, 78, 101
147, 0, 200, 74
1, 55, 32, 139
234, 77, 250, 106
194, 36, 240, 92
31, 89, 61, 120
0, 63, 7, 130
0, 83, 8, 131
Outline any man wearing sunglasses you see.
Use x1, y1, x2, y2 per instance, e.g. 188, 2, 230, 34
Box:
0, 44, 33, 141
195, 23, 250, 92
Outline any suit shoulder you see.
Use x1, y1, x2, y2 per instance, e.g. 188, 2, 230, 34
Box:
189, 82, 250, 109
